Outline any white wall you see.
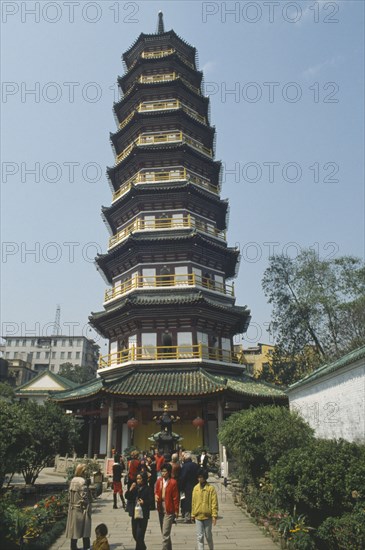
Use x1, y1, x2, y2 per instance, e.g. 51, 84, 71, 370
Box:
288, 360, 365, 442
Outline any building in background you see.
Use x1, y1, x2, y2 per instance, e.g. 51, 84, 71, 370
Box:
1, 336, 99, 375
234, 343, 275, 377
15, 370, 79, 404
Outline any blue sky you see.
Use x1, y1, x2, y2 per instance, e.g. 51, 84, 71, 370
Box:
1, 0, 364, 353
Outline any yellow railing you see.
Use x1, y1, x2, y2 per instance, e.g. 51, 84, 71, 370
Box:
99, 344, 238, 368
118, 100, 206, 131
119, 110, 135, 130
108, 214, 226, 248
112, 168, 218, 202
138, 99, 179, 112
116, 131, 212, 164
104, 273, 234, 302
136, 99, 206, 124
139, 72, 176, 84
140, 48, 195, 70
138, 73, 200, 94
141, 48, 175, 59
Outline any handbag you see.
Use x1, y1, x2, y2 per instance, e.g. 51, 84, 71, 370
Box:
134, 501, 144, 520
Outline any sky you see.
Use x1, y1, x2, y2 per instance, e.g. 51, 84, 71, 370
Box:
1, 0, 364, 355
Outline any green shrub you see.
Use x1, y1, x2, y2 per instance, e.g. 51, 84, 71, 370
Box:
218, 405, 314, 485
271, 439, 365, 525
316, 505, 365, 550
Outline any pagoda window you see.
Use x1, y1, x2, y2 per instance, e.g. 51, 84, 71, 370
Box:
159, 213, 171, 228
203, 272, 213, 289
221, 337, 232, 362
177, 331, 193, 356
143, 215, 155, 229
196, 331, 209, 359
110, 340, 118, 355
161, 331, 173, 345
192, 267, 202, 282
142, 267, 156, 287
214, 275, 224, 293
160, 265, 173, 285
175, 266, 188, 285
141, 333, 157, 358
128, 334, 138, 360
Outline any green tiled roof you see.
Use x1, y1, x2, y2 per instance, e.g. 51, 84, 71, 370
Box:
91, 291, 248, 317
51, 367, 286, 402
287, 345, 365, 391
213, 373, 287, 399
16, 370, 80, 394
105, 369, 224, 397
97, 232, 236, 261
50, 377, 103, 402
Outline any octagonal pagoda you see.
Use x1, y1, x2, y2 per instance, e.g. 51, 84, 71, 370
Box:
52, 14, 286, 458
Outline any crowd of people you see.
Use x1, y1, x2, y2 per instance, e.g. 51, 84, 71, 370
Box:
66, 448, 218, 550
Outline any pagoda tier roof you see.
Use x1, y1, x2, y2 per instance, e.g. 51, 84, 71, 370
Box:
115, 76, 203, 114
107, 144, 222, 191
123, 30, 196, 69
50, 366, 286, 403
89, 291, 250, 337
111, 110, 215, 151
102, 182, 228, 233
113, 81, 209, 121
118, 52, 202, 90
95, 233, 240, 282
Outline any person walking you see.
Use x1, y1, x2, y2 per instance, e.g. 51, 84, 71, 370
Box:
125, 472, 150, 550
191, 469, 218, 550
145, 453, 157, 510
112, 453, 126, 509
171, 453, 181, 482
179, 452, 199, 523
66, 463, 92, 550
154, 448, 165, 477
197, 450, 209, 469
155, 463, 179, 550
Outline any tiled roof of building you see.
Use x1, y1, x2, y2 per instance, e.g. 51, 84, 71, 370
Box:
91, 291, 248, 320
51, 367, 286, 402
50, 377, 103, 401
287, 344, 365, 391
16, 370, 80, 395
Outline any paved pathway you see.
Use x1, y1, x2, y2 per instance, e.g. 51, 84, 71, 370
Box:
23, 469, 278, 550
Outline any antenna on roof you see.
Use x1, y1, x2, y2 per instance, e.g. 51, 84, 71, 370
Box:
52, 305, 61, 336
157, 11, 164, 34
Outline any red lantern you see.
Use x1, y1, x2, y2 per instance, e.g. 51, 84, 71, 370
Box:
192, 416, 205, 431
127, 417, 139, 430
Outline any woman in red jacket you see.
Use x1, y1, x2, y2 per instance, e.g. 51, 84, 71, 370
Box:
155, 463, 179, 550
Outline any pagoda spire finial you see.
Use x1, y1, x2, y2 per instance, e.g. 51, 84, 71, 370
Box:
157, 11, 164, 34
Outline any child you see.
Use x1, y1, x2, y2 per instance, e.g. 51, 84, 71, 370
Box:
92, 524, 110, 550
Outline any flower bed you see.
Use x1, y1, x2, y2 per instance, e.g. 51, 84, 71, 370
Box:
0, 490, 68, 549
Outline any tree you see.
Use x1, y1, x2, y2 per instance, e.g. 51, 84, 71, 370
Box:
260, 251, 365, 384
0, 401, 26, 487
16, 401, 80, 485
0, 382, 16, 400
59, 362, 96, 384
218, 405, 314, 486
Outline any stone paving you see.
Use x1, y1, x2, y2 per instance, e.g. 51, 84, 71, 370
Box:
23, 469, 278, 550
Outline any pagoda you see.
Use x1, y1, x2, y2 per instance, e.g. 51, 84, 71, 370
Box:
52, 14, 286, 458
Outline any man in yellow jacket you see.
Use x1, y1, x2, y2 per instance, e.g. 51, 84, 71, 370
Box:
191, 469, 218, 550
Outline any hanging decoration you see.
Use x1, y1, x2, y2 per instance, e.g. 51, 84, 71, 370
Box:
192, 416, 205, 431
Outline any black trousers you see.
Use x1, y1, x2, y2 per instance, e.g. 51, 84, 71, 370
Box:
131, 517, 148, 550
70, 537, 90, 550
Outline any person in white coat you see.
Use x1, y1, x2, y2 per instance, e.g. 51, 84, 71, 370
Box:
66, 463, 92, 550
